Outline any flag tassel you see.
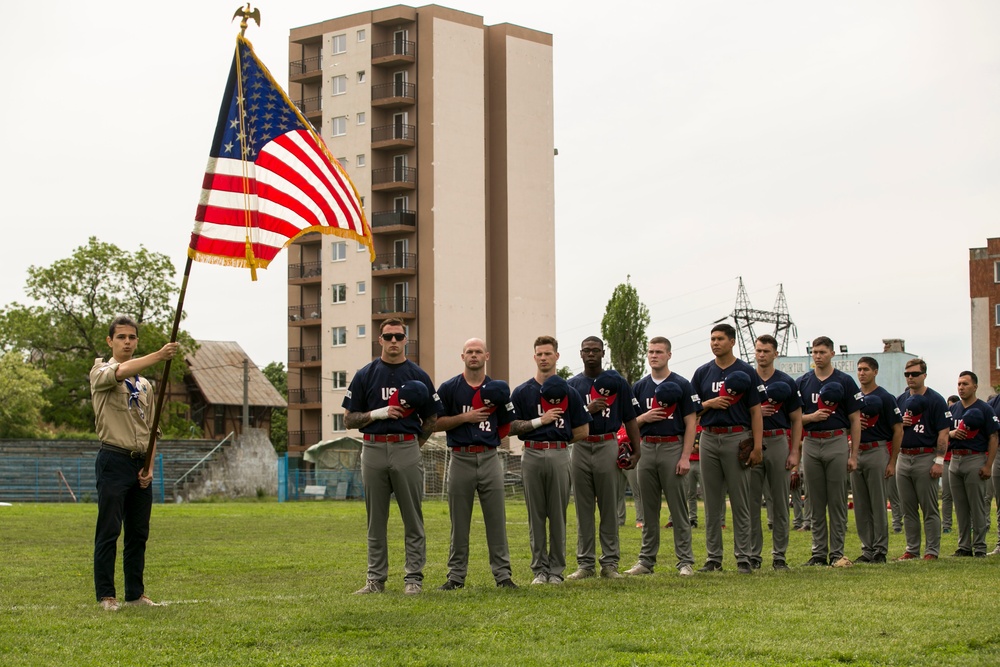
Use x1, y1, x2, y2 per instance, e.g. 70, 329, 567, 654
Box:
244, 235, 258, 281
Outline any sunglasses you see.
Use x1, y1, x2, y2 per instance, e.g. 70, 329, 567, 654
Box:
381, 332, 406, 342
903, 371, 924, 378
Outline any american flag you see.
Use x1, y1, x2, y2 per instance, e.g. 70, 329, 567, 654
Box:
190, 36, 372, 278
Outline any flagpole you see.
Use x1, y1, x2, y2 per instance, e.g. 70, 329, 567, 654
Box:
143, 255, 193, 475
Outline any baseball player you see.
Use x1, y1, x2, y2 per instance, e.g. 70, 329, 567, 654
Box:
434, 338, 518, 589
626, 336, 699, 577
344, 319, 443, 595
894, 358, 951, 561
617, 462, 644, 528
566, 337, 641, 580
947, 371, 999, 558
508, 336, 591, 584
991, 395, 1000, 556
852, 356, 902, 564
750, 334, 803, 571
690, 324, 763, 575
796, 336, 862, 567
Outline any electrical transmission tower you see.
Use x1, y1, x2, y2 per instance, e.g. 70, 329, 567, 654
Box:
729, 277, 797, 362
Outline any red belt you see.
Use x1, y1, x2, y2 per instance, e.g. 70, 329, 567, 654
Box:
585, 433, 616, 443
805, 429, 845, 439
900, 447, 935, 455
524, 441, 568, 450
644, 436, 681, 444
363, 434, 417, 443
762, 429, 788, 437
858, 441, 886, 452
950, 448, 980, 456
707, 426, 745, 434
451, 445, 487, 453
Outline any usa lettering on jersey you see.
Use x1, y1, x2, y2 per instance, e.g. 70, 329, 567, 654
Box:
381, 387, 397, 400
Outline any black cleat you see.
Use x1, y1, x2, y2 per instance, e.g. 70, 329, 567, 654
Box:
855, 554, 873, 563
772, 560, 790, 571
952, 549, 973, 558
803, 556, 828, 567
437, 580, 464, 591
698, 560, 723, 573
496, 579, 518, 589
872, 553, 887, 564
737, 562, 752, 575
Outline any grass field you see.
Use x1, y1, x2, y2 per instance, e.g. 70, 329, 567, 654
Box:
2, 498, 999, 667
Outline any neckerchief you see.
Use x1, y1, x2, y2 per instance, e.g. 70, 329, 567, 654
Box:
124, 375, 145, 420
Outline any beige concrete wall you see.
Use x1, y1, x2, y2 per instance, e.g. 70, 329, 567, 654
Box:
971, 295, 991, 400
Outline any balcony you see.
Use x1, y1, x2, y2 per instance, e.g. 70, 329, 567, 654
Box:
372, 296, 416, 319
288, 260, 322, 283
288, 430, 322, 449
372, 338, 419, 362
288, 388, 322, 406
371, 252, 416, 276
295, 96, 322, 120
372, 40, 416, 67
289, 56, 322, 82
289, 346, 322, 365
372, 166, 416, 192
288, 304, 322, 324
372, 124, 416, 150
372, 82, 416, 108
371, 210, 416, 232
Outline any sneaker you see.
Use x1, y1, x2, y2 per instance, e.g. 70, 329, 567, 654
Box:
803, 556, 828, 567
437, 580, 464, 590
124, 595, 162, 607
354, 580, 385, 595
922, 554, 938, 561
531, 573, 549, 585
872, 554, 887, 564
896, 552, 918, 561
990, 546, 1000, 556
404, 582, 422, 595
678, 564, 694, 577
832, 557, 853, 568
600, 565, 623, 579
625, 562, 653, 575
737, 562, 752, 575
635, 521, 644, 529
547, 575, 564, 585
566, 568, 595, 580
99, 597, 119, 612
496, 579, 518, 589
772, 560, 790, 571
698, 561, 723, 573
952, 549, 973, 558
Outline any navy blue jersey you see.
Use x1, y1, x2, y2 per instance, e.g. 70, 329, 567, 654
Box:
797, 369, 862, 430
632, 373, 699, 438
568, 372, 638, 435
757, 370, 803, 431
690, 359, 762, 428
342, 359, 443, 436
949, 399, 1000, 453
437, 374, 515, 448
510, 377, 591, 441
896, 387, 951, 449
860, 386, 903, 444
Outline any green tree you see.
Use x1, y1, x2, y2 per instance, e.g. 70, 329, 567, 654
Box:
0, 353, 53, 438
556, 366, 573, 380
262, 361, 288, 453
0, 237, 191, 430
600, 276, 650, 385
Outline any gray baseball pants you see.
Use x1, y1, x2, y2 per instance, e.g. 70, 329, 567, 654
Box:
896, 451, 941, 557
686, 459, 702, 524
941, 460, 953, 531
617, 467, 643, 525
571, 439, 620, 570
851, 442, 890, 559
521, 445, 572, 578
886, 471, 903, 532
445, 448, 513, 584
949, 452, 989, 555
700, 430, 752, 566
750, 434, 790, 564
791, 473, 810, 529
636, 439, 694, 569
360, 439, 425, 584
802, 433, 849, 562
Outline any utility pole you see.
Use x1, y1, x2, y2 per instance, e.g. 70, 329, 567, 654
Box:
243, 358, 250, 430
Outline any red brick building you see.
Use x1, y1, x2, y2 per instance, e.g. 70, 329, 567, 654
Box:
969, 237, 1000, 397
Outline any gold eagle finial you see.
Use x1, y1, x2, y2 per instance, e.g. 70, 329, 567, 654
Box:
232, 4, 261, 37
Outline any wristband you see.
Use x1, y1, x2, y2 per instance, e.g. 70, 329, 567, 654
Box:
370, 407, 391, 420
933, 456, 944, 465
530, 417, 543, 430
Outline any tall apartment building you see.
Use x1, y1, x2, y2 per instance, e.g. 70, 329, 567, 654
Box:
969, 237, 1000, 398
284, 4, 555, 456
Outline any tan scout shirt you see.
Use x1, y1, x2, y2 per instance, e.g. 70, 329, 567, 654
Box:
90, 358, 156, 453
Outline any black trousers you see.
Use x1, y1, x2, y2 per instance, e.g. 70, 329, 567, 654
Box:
94, 449, 152, 601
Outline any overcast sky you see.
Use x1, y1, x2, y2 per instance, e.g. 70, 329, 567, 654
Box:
2, 1, 997, 390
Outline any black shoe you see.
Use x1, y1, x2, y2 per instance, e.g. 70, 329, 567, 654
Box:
974, 553, 986, 558
737, 562, 752, 575
438, 580, 464, 591
893, 526, 902, 534
855, 554, 873, 563
872, 553, 887, 564
772, 560, 790, 571
698, 561, 723, 573
952, 549, 973, 558
496, 579, 518, 589
691, 520, 698, 528
767, 523, 773, 531
750, 560, 762, 570
803, 556, 828, 567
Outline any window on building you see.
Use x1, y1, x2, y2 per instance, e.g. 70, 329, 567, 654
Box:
214, 405, 225, 435
332, 34, 347, 54
358, 324, 367, 338
357, 280, 367, 294
996, 346, 1000, 369
337, 157, 348, 167
332, 75, 347, 95
356, 112, 366, 125
332, 283, 347, 304
332, 326, 347, 346
996, 303, 1000, 326
357, 70, 366, 84
332, 242, 347, 262
356, 241, 366, 253
332, 413, 346, 432
332, 371, 348, 389
995, 261, 1000, 283
332, 116, 347, 137
357, 154, 366, 167
357, 29, 366, 42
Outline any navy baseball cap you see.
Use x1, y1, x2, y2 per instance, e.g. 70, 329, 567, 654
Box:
766, 381, 792, 404
654, 381, 683, 407
961, 407, 985, 431
819, 383, 845, 404
906, 393, 928, 416
479, 380, 510, 408
860, 394, 883, 417
540, 375, 570, 411
389, 380, 430, 416
720, 371, 751, 397
590, 371, 620, 405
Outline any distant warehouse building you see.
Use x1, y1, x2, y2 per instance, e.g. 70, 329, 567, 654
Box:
774, 339, 916, 398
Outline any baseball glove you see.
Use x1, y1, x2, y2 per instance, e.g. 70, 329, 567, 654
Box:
617, 440, 633, 469
790, 470, 802, 490
737, 438, 754, 468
